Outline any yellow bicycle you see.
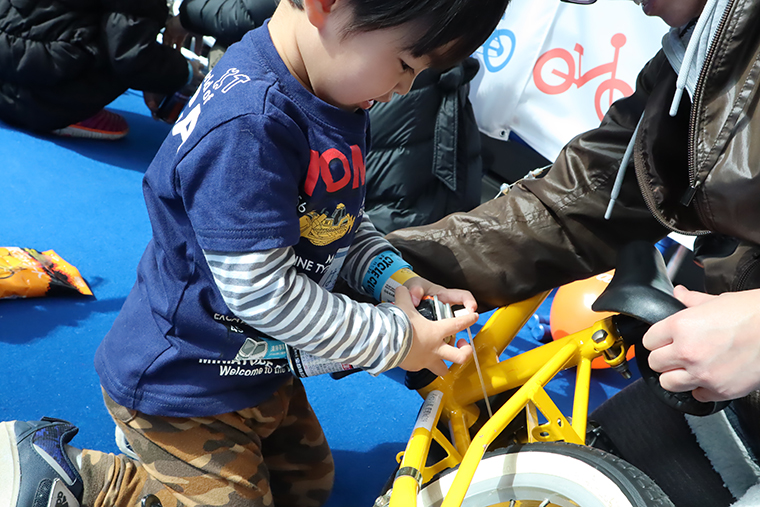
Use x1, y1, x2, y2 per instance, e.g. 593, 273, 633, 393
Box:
375, 241, 727, 507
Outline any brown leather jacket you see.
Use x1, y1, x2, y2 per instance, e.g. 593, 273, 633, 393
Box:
388, 0, 760, 310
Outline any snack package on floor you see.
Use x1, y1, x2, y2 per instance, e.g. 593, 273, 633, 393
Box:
0, 247, 93, 299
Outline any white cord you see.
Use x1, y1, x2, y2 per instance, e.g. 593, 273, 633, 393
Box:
455, 308, 492, 418
605, 115, 643, 220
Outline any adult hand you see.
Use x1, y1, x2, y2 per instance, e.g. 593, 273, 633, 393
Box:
642, 285, 760, 402
395, 285, 476, 377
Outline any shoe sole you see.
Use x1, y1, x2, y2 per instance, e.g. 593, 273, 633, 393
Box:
52, 126, 129, 141
0, 422, 20, 507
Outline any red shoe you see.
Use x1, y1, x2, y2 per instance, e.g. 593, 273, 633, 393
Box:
52, 109, 129, 140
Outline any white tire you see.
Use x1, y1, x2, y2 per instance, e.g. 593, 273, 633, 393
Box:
418, 443, 673, 507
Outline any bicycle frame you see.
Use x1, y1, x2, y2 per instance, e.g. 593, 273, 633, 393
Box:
386, 290, 629, 507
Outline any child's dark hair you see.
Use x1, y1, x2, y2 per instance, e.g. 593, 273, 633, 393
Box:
289, 0, 510, 69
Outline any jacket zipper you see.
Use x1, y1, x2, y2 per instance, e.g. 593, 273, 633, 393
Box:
679, 178, 701, 206
634, 148, 706, 235
681, 0, 734, 208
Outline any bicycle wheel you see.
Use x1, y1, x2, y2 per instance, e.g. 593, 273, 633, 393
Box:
532, 49, 575, 95
418, 442, 673, 507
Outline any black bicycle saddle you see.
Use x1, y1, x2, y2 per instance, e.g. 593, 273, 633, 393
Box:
592, 241, 683, 324
592, 240, 728, 416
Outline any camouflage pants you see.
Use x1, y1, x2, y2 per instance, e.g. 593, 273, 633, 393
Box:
78, 378, 334, 507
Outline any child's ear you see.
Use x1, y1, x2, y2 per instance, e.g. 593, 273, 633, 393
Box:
302, 0, 340, 28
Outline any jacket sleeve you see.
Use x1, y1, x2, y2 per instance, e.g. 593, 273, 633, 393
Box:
178, 0, 276, 46
387, 53, 673, 310
100, 0, 189, 94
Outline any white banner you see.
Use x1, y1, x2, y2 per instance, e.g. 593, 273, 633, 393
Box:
470, 0, 669, 161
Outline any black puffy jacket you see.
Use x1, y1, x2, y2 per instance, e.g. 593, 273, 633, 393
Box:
179, 0, 275, 47
364, 57, 483, 234
0, 0, 189, 131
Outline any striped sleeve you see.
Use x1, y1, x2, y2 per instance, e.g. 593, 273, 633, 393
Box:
203, 246, 413, 375
340, 214, 401, 296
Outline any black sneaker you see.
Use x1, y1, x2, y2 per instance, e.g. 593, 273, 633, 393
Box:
0, 417, 84, 507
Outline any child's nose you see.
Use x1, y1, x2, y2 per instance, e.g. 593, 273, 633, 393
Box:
395, 74, 416, 96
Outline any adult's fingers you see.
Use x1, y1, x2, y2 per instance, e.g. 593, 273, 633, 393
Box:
646, 344, 685, 373
691, 386, 725, 403
658, 368, 701, 393
641, 319, 674, 351
673, 285, 716, 308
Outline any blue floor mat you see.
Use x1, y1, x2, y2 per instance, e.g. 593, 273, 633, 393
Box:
1, 90, 636, 507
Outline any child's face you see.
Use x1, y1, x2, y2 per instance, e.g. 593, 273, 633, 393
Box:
635, 0, 708, 26
303, 13, 434, 111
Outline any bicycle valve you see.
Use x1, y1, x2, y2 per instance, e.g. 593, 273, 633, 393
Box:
606, 348, 632, 380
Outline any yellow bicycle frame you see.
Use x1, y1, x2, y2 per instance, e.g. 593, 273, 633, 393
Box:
387, 290, 629, 507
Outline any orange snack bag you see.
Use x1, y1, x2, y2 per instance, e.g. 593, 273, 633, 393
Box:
0, 247, 93, 299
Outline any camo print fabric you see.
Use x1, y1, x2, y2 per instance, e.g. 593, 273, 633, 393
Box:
79, 378, 334, 507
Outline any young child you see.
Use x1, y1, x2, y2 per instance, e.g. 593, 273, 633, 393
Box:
0, 1, 508, 506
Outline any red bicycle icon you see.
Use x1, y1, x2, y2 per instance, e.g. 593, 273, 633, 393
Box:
533, 33, 633, 121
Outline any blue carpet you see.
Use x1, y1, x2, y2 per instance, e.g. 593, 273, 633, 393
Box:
1, 90, 635, 506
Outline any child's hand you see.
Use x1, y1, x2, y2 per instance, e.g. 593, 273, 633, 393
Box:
395, 285, 477, 377
403, 276, 478, 314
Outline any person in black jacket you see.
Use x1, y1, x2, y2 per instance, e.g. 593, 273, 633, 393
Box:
0, 0, 204, 140
176, 0, 276, 68
364, 57, 483, 234
178, 0, 276, 48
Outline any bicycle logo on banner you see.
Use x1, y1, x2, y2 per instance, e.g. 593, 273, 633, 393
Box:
478, 28, 516, 73
533, 33, 633, 121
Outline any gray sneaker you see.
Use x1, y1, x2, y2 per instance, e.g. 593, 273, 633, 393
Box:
0, 417, 84, 507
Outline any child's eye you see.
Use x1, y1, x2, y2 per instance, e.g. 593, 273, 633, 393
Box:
400, 60, 414, 73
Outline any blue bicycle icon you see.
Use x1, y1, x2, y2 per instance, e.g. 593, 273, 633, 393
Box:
479, 28, 516, 73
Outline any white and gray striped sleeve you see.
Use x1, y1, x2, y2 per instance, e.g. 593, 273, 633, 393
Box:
340, 214, 402, 296
203, 246, 413, 375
